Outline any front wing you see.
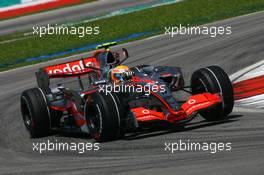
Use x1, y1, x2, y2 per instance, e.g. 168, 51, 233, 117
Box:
131, 93, 221, 123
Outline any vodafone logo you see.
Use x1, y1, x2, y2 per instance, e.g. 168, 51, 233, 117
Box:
188, 99, 196, 105
45, 58, 97, 75
142, 109, 150, 114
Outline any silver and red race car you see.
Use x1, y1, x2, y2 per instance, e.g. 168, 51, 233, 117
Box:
20, 42, 234, 142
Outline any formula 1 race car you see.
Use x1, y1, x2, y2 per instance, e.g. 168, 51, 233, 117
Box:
20, 42, 234, 142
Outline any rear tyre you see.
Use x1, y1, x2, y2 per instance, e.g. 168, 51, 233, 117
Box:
85, 92, 123, 142
20, 88, 51, 138
191, 66, 234, 121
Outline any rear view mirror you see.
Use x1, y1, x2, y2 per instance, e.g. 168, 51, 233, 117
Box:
116, 48, 129, 65
122, 48, 129, 59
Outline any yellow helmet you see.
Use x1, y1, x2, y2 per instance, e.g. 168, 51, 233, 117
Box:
111, 65, 131, 83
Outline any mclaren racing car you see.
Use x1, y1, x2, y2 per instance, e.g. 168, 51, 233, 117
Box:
20, 42, 234, 142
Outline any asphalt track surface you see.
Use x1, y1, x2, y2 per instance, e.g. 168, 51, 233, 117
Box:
0, 0, 161, 35
1, 11, 264, 175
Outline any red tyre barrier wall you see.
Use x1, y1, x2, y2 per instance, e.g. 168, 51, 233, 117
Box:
0, 0, 81, 20
233, 75, 264, 100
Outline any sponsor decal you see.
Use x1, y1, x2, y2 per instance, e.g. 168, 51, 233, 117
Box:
45, 57, 98, 75
185, 101, 211, 115
188, 99, 196, 105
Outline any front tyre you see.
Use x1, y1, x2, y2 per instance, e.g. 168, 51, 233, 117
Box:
191, 66, 234, 121
20, 88, 51, 138
84, 92, 122, 142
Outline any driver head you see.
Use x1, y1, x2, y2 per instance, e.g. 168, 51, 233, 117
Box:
111, 65, 131, 83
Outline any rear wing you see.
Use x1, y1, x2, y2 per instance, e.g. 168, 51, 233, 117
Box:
35, 57, 99, 91
43, 57, 98, 78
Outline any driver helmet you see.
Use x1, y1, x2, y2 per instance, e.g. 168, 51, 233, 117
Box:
111, 65, 132, 83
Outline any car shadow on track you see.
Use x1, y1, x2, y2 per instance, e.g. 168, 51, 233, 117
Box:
56, 130, 91, 139
122, 114, 243, 141
53, 115, 242, 141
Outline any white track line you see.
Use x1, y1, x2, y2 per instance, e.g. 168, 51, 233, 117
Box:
236, 94, 264, 109
230, 59, 264, 82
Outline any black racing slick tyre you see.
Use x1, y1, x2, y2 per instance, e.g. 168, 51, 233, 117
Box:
20, 88, 51, 138
84, 92, 124, 142
191, 66, 234, 121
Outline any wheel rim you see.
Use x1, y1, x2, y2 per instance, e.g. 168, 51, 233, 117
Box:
86, 103, 101, 134
21, 97, 33, 130
89, 113, 100, 130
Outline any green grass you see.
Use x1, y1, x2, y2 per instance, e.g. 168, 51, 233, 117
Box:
1, 0, 264, 71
